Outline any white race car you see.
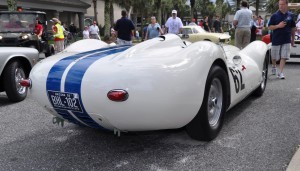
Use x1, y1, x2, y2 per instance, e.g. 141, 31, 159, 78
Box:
25, 34, 268, 141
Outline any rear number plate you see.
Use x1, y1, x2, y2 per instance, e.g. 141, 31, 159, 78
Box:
48, 91, 83, 112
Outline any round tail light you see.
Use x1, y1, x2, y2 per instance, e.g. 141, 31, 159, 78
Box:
20, 79, 32, 88
107, 89, 129, 102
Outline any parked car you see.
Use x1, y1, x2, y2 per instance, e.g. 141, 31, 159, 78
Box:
25, 35, 268, 141
0, 11, 54, 57
179, 25, 231, 43
0, 47, 39, 102
262, 34, 300, 58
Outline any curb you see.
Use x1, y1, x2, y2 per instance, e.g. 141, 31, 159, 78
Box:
286, 145, 300, 171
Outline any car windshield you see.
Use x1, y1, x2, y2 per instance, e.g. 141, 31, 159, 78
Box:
0, 13, 36, 33
183, 26, 207, 35
193, 26, 207, 33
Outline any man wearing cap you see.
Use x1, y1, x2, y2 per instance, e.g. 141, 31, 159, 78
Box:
51, 18, 64, 53
89, 21, 100, 40
165, 10, 183, 34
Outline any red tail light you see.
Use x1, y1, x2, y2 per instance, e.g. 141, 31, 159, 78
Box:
107, 89, 129, 102
20, 79, 32, 88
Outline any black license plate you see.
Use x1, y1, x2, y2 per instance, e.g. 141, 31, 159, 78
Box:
48, 91, 83, 112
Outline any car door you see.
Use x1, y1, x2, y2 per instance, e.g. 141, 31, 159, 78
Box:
182, 28, 198, 42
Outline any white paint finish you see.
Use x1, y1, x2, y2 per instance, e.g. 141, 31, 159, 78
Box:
29, 34, 268, 132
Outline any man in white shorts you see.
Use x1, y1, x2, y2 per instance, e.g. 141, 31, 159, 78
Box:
268, 0, 296, 79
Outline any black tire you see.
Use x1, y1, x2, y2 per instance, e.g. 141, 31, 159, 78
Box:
253, 54, 268, 97
186, 65, 229, 141
3, 60, 28, 102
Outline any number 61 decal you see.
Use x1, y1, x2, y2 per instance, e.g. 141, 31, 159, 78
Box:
229, 67, 245, 93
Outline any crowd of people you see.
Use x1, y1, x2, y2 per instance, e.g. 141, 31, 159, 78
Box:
46, 0, 299, 79
233, 0, 298, 79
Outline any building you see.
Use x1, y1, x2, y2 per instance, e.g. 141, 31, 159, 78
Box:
85, 0, 123, 27
0, 0, 124, 31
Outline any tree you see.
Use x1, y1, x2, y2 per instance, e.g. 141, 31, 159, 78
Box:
154, 0, 162, 24
7, 0, 17, 11
266, 0, 299, 14
236, 0, 241, 11
93, 0, 98, 24
104, 0, 111, 40
190, 0, 195, 19
110, 2, 114, 26
215, 0, 223, 17
255, 0, 259, 16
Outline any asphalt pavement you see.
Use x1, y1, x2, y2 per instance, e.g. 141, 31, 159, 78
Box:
0, 62, 300, 171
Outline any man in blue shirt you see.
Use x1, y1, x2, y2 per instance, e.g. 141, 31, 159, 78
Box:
114, 10, 135, 45
268, 0, 296, 79
145, 16, 163, 40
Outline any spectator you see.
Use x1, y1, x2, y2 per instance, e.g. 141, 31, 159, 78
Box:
296, 18, 300, 39
111, 26, 116, 42
136, 30, 140, 41
82, 26, 90, 39
256, 15, 264, 38
296, 13, 300, 38
114, 10, 135, 45
145, 16, 163, 40
165, 10, 183, 34
199, 19, 204, 28
296, 13, 300, 24
189, 18, 197, 26
60, 22, 68, 37
250, 15, 257, 42
142, 23, 149, 41
213, 15, 223, 33
69, 23, 77, 41
268, 0, 296, 79
161, 25, 166, 34
89, 21, 100, 40
203, 16, 211, 32
34, 19, 43, 39
233, 0, 253, 49
51, 18, 65, 53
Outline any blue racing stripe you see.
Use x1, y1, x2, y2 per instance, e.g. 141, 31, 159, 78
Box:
46, 46, 122, 91
64, 46, 130, 129
46, 46, 129, 126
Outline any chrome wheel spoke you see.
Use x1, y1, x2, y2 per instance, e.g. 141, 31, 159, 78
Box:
15, 67, 26, 94
207, 78, 223, 127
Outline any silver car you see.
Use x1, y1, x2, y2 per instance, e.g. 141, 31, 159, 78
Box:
0, 47, 39, 102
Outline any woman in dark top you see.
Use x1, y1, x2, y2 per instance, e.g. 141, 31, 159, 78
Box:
203, 16, 211, 32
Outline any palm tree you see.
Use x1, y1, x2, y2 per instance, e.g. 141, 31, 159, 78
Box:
104, 0, 111, 40
236, 0, 241, 11
154, 0, 162, 24
255, 0, 259, 16
110, 2, 114, 26
93, 0, 98, 24
190, 0, 195, 19
7, 0, 17, 11
266, 0, 299, 14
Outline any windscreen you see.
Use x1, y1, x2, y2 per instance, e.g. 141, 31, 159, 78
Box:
0, 13, 36, 33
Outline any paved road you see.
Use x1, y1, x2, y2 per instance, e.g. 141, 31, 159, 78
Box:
0, 63, 300, 171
